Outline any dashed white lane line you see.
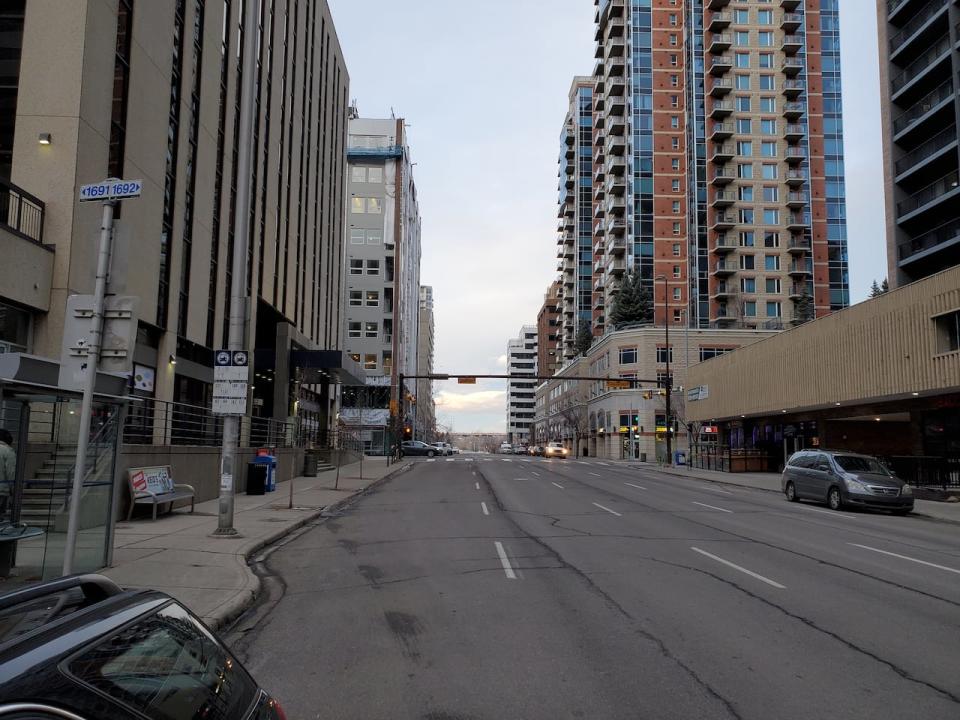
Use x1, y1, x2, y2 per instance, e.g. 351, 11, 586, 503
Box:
850, 543, 960, 576
701, 486, 734, 495
475, 482, 480, 490
502, 459, 512, 463
531, 471, 541, 477
494, 541, 517, 580
691, 547, 786, 589
692, 501, 733, 514
625, 482, 647, 490
446, 458, 455, 462
551, 482, 565, 489
481, 502, 490, 516
590, 472, 602, 477
595, 462, 609, 466
592, 502, 622, 517
427, 459, 436, 463
577, 461, 589, 465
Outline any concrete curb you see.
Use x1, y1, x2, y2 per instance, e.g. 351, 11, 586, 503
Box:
207, 461, 412, 631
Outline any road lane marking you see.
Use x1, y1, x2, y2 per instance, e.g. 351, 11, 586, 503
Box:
531, 471, 541, 477
701, 486, 734, 495
427, 459, 436, 463
691, 547, 786, 589
551, 481, 565, 489
592, 502, 622, 517
446, 458, 455, 462
502, 459, 512, 463
625, 482, 647, 490
481, 502, 490, 516
692, 501, 733, 514
590, 472, 602, 477
595, 462, 608, 466
475, 482, 480, 490
494, 541, 517, 579
577, 461, 588, 465
849, 544, 960, 576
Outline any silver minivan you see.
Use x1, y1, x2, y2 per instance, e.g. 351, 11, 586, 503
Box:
782, 450, 913, 514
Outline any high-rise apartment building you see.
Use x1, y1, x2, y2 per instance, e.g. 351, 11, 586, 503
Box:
342, 112, 422, 450
557, 77, 598, 360
536, 281, 563, 378
877, 0, 960, 287
506, 325, 537, 445
0, 0, 351, 433
415, 285, 436, 442
589, 0, 848, 332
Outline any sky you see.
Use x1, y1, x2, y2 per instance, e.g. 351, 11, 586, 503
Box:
328, 0, 887, 434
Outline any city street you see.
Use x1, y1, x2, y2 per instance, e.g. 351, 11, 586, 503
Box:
234, 455, 960, 719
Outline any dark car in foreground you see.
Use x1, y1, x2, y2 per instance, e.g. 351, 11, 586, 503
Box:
400, 440, 437, 457
782, 450, 913, 514
0, 574, 286, 719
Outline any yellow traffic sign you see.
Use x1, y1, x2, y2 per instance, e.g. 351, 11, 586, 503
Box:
607, 380, 631, 390
458, 377, 477, 384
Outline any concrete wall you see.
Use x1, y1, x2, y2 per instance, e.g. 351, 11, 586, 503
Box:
686, 265, 960, 422
118, 445, 305, 517
0, 228, 54, 312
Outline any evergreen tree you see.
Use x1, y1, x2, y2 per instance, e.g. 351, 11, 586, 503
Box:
880, 278, 889, 294
869, 280, 882, 298
794, 291, 814, 324
609, 269, 654, 328
575, 322, 593, 356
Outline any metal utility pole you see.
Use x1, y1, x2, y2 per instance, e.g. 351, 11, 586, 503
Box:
665, 281, 673, 466
62, 201, 115, 575
215, 0, 258, 536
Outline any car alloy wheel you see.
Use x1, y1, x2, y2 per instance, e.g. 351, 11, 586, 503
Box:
785, 481, 797, 502
427, 450, 435, 457
828, 486, 843, 511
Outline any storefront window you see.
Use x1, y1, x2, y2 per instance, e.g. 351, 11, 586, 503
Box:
0, 302, 30, 353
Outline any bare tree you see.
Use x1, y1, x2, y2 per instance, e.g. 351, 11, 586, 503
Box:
557, 384, 590, 458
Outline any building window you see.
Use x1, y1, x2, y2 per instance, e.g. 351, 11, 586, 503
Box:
736, 119, 752, 134
761, 119, 777, 135
767, 301, 782, 317
740, 255, 755, 270
368, 167, 384, 183
364, 354, 377, 370
758, 10, 773, 24
739, 208, 754, 224
671, 158, 680, 170
935, 311, 960, 353
108, 0, 134, 179
741, 277, 756, 293
673, 265, 681, 278
739, 231, 755, 247
763, 186, 779, 202
735, 74, 751, 90
744, 301, 757, 317
671, 116, 680, 129
735, 52, 750, 69
758, 31, 774, 46
619, 347, 637, 364
365, 290, 379, 307
351, 166, 366, 183
367, 198, 382, 213
759, 97, 776, 113
672, 287, 681, 301
736, 96, 751, 112
350, 229, 365, 244
348, 290, 362, 306
737, 141, 753, 156
672, 179, 681, 191
672, 222, 682, 235
765, 255, 780, 271
763, 209, 780, 225
351, 197, 365, 213
760, 141, 778, 157
738, 186, 754, 202
734, 9, 749, 23
365, 321, 378, 338
759, 75, 775, 91
366, 259, 380, 275
672, 200, 681, 214
758, 53, 774, 69
699, 347, 732, 361
766, 277, 781, 293
349, 259, 363, 275
673, 308, 682, 322
366, 232, 382, 245
656, 347, 674, 364
737, 163, 754, 179
764, 231, 780, 248
348, 322, 361, 338
673, 243, 681, 256
762, 163, 778, 180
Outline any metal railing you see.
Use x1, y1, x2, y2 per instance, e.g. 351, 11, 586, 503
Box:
885, 455, 960, 489
897, 217, 960, 259
0, 178, 45, 244
896, 169, 959, 217
892, 79, 953, 135
889, 0, 949, 53
890, 33, 951, 94
895, 126, 957, 175
122, 399, 297, 448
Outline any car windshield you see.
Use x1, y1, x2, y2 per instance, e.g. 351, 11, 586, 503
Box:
833, 456, 892, 476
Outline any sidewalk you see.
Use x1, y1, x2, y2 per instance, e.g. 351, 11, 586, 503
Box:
635, 462, 960, 524
103, 456, 410, 630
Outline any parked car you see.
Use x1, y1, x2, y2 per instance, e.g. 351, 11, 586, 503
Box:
451, 446, 461, 454
430, 442, 453, 456
782, 450, 913, 514
401, 440, 438, 457
0, 574, 287, 720
544, 442, 569, 459
498, 442, 513, 454
512, 445, 528, 455
529, 446, 543, 457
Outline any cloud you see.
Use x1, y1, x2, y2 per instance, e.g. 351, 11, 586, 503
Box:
435, 389, 506, 413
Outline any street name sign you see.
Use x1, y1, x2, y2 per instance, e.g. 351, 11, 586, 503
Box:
79, 178, 144, 203
213, 350, 249, 415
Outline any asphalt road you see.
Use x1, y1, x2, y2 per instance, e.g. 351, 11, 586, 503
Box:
235, 454, 960, 720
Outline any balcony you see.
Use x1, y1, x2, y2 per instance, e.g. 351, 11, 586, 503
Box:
708, 33, 732, 54
608, 94, 626, 114
708, 0, 730, 7
710, 100, 733, 119
711, 213, 736, 231
608, 114, 625, 136
712, 167, 735, 185
713, 233, 737, 254
781, 34, 802, 54
890, 34, 951, 100
710, 79, 733, 98
605, 39, 626, 58
608, 155, 626, 175
788, 282, 810, 299
607, 258, 626, 275
712, 190, 736, 208
608, 236, 627, 255
783, 123, 807, 143
711, 283, 737, 300
710, 123, 734, 141
710, 144, 734, 164
594, 183, 606, 201
594, 277, 605, 292
782, 59, 804, 77
786, 169, 808, 187
0, 179, 52, 312
896, 169, 960, 222
897, 217, 960, 271
894, 126, 958, 179
786, 213, 811, 231
708, 13, 732, 32
594, 166, 606, 184
712, 260, 737, 277
606, 174, 626, 196
605, 133, 625, 155
780, 12, 802, 32
606, 216, 626, 235
786, 191, 809, 209
594, 92, 605, 112
788, 260, 813, 277
783, 101, 805, 120
782, 80, 805, 98
889, 0, 951, 63
892, 79, 954, 142
709, 54, 733, 76
605, 194, 625, 216
781, 0, 800, 8
787, 235, 811, 253
785, 145, 807, 164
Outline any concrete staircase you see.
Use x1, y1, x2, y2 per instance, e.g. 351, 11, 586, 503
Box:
20, 450, 96, 530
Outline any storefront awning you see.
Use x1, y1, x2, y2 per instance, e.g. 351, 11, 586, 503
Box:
0, 353, 129, 399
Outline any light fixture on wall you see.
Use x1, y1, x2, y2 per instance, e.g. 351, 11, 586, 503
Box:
169, 354, 177, 365
38, 133, 52, 145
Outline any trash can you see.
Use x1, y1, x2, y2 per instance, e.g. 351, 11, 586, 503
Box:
253, 454, 277, 491
304, 452, 318, 477
640, 452, 647, 463
674, 451, 687, 466
246, 462, 267, 496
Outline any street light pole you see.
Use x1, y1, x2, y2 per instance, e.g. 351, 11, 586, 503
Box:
657, 275, 673, 466
215, 0, 258, 536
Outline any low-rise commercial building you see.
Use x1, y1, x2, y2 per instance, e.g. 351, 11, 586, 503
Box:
534, 326, 776, 460
685, 265, 960, 477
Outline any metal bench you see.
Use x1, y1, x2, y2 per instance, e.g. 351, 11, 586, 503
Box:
127, 466, 196, 521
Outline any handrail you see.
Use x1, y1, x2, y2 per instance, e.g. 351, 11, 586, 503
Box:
894, 126, 956, 175
892, 79, 953, 135
890, 33, 951, 93
897, 170, 960, 216
889, 0, 949, 52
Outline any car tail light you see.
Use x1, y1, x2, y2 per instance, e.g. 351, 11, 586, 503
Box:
270, 698, 288, 720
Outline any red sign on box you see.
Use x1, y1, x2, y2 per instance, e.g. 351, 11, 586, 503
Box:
131, 470, 147, 492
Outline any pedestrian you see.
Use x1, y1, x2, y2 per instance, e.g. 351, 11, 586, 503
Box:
0, 429, 15, 520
